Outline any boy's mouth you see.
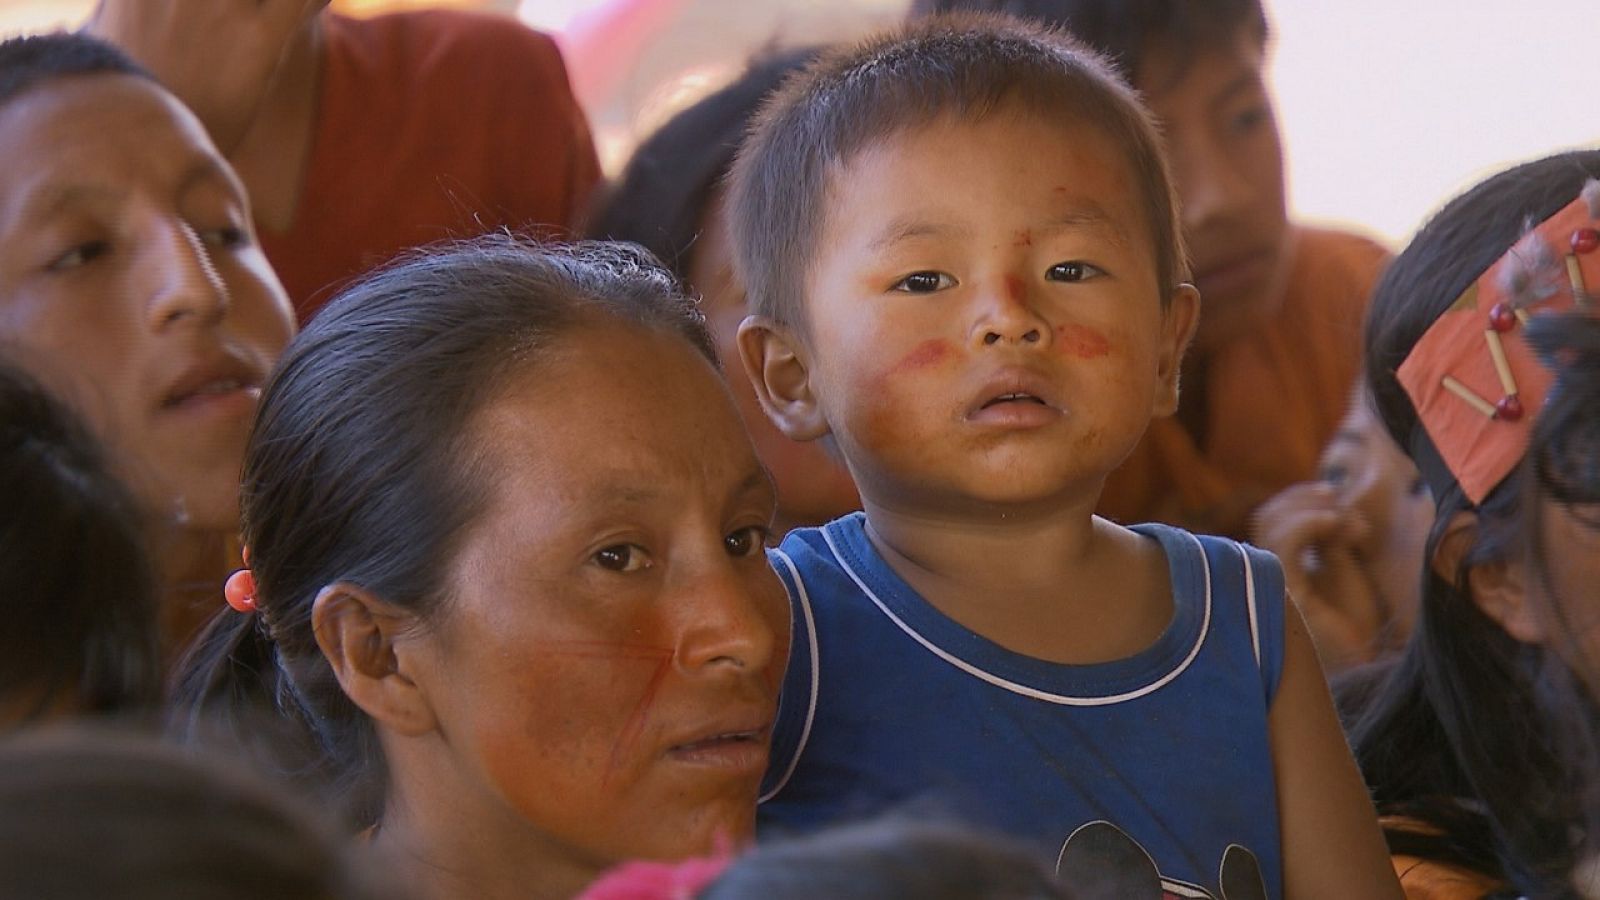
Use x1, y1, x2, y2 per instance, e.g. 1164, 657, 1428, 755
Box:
982, 392, 1048, 409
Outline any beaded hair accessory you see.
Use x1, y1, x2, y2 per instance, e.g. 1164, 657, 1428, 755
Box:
1397, 180, 1600, 505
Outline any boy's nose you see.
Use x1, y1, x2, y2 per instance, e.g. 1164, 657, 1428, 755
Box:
142, 219, 229, 331
973, 275, 1047, 347
1177, 134, 1253, 233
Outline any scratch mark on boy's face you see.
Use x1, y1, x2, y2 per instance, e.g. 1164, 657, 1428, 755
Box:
1012, 229, 1033, 248
1055, 323, 1110, 359
537, 641, 674, 784
1004, 274, 1026, 303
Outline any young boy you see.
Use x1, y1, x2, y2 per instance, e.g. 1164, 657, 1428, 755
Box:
0, 33, 294, 653
914, 0, 1391, 541
731, 16, 1399, 900
87, 0, 600, 320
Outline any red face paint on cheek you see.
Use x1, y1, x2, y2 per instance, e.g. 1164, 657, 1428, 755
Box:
1004, 274, 1026, 303
1055, 323, 1110, 359
890, 338, 952, 374
533, 641, 674, 784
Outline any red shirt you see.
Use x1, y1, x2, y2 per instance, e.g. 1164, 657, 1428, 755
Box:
260, 11, 601, 321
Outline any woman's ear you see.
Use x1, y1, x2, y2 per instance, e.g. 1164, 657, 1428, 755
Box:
737, 314, 831, 441
1431, 511, 1543, 645
1154, 284, 1201, 417
312, 583, 438, 737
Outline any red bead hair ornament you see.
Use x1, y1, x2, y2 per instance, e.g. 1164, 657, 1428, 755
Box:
223, 546, 258, 614
1397, 180, 1600, 504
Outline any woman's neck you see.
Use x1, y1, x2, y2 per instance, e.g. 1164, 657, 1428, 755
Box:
375, 751, 605, 900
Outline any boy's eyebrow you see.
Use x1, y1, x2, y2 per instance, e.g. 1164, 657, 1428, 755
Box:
867, 216, 968, 253
1036, 205, 1131, 248
0, 181, 121, 236
1211, 71, 1265, 108
1327, 428, 1367, 448
866, 204, 1131, 253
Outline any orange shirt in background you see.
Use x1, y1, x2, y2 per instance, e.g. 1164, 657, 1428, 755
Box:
1098, 225, 1392, 540
261, 11, 602, 321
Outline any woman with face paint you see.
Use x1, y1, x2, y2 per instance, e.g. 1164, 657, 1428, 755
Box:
174, 238, 790, 900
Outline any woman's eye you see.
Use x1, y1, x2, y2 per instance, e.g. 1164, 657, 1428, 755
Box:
594, 544, 649, 573
1318, 465, 1348, 486
48, 241, 108, 272
724, 526, 770, 558
892, 271, 956, 294
1045, 261, 1101, 283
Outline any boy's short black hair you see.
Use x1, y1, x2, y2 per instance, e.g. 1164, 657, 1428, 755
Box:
907, 0, 1268, 86
588, 47, 819, 280
728, 12, 1185, 330
0, 32, 152, 112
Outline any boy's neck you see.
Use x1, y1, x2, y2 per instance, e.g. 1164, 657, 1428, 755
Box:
231, 15, 324, 235
859, 494, 1175, 665
154, 525, 233, 660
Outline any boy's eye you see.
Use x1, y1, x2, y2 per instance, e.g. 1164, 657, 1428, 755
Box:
892, 271, 956, 294
48, 240, 109, 272
1318, 464, 1348, 486
1045, 261, 1101, 283
1230, 105, 1270, 135
724, 525, 770, 558
197, 225, 249, 250
594, 544, 650, 573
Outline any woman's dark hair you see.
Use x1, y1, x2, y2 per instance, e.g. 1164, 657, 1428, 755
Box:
0, 725, 393, 899
172, 237, 714, 824
587, 46, 819, 279
0, 355, 160, 723
699, 817, 1074, 899
1346, 150, 1600, 897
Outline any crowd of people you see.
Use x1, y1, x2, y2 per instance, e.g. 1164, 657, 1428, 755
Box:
1, 1, 1597, 898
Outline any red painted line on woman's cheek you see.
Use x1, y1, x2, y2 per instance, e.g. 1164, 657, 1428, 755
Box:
1055, 323, 1110, 359
534, 641, 676, 784
605, 653, 672, 785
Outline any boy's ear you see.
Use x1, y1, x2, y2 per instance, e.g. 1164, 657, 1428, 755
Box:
311, 583, 438, 737
1430, 511, 1544, 645
1153, 283, 1202, 417
737, 314, 831, 442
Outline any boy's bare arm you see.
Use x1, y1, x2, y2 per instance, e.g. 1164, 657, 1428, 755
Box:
1269, 596, 1403, 900
85, 0, 319, 153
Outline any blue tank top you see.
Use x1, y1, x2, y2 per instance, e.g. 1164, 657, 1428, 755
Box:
759, 514, 1286, 900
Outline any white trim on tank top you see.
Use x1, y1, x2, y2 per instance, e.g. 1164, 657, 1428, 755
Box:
815, 525, 1215, 707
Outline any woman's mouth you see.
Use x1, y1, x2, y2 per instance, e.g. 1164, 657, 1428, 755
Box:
666, 726, 771, 772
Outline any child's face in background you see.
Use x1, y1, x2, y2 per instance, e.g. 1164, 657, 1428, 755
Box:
411, 323, 788, 873
0, 74, 293, 532
797, 110, 1195, 514
1317, 393, 1433, 642
1532, 462, 1600, 687
1139, 26, 1292, 353
688, 190, 860, 533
